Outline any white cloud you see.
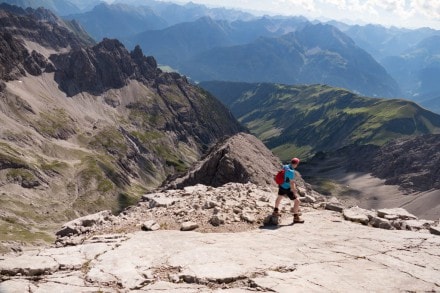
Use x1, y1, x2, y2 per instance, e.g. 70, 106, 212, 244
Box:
412, 0, 440, 19
282, 0, 317, 12
317, 0, 439, 28
324, 0, 346, 7
170, 0, 440, 29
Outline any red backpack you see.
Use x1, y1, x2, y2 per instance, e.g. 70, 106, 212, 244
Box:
274, 168, 286, 185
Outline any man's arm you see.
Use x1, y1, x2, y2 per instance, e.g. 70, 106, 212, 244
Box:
291, 182, 299, 197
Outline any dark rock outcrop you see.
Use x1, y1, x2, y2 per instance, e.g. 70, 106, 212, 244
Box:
0, 31, 55, 80
164, 132, 306, 189
0, 31, 28, 80
50, 38, 246, 147
0, 31, 54, 80
370, 134, 440, 191
50, 40, 161, 96
0, 4, 93, 81
306, 134, 440, 192
23, 50, 55, 75
0, 4, 93, 50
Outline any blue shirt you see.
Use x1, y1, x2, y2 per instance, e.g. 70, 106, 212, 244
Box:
280, 164, 295, 189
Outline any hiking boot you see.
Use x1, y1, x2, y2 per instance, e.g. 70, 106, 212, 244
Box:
293, 213, 304, 224
272, 208, 281, 217
290, 207, 302, 216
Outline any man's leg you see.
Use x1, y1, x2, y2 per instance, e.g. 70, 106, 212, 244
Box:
292, 197, 304, 223
274, 195, 283, 209
273, 195, 283, 215
292, 198, 301, 214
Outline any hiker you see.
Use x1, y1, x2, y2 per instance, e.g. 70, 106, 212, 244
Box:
273, 157, 304, 223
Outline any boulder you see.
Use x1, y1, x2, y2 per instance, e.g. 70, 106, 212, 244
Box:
142, 220, 160, 231
241, 212, 256, 223
0, 255, 59, 276
180, 222, 199, 231
325, 198, 345, 213
209, 214, 225, 226
343, 207, 375, 225
142, 193, 180, 208
56, 210, 113, 237
263, 214, 280, 226
403, 219, 434, 231
429, 225, 440, 235
370, 216, 393, 230
377, 208, 417, 220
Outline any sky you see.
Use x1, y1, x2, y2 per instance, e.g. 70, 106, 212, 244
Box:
165, 0, 440, 30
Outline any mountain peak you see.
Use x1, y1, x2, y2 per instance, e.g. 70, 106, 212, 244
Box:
297, 22, 355, 48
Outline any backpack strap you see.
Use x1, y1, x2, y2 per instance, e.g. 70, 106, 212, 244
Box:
283, 165, 290, 183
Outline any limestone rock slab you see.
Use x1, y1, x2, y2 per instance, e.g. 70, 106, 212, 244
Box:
2, 209, 439, 292
0, 255, 59, 276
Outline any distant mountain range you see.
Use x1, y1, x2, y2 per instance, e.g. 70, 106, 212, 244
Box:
183, 23, 401, 98
127, 16, 308, 67
112, 0, 255, 24
65, 3, 168, 41
381, 35, 440, 112
127, 16, 402, 98
3, 0, 440, 113
330, 23, 439, 60
333, 23, 440, 113
200, 81, 440, 160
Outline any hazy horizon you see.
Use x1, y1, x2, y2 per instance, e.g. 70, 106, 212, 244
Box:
109, 0, 440, 30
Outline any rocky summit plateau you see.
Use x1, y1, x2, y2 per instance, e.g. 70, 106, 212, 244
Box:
0, 182, 439, 292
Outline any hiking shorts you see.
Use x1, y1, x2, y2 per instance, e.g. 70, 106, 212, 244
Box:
278, 186, 296, 200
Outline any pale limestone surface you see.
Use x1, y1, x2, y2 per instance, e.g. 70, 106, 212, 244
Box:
1, 209, 439, 293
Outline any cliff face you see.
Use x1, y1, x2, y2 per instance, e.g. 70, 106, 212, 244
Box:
0, 31, 50, 81
0, 4, 93, 49
0, 4, 92, 81
50, 40, 160, 96
0, 5, 245, 251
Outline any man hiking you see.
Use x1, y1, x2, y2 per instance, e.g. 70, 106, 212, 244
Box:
273, 157, 304, 224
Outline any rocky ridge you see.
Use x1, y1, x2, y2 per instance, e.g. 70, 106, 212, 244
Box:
163, 133, 281, 189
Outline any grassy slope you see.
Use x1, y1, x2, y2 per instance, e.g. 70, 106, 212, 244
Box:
200, 81, 440, 160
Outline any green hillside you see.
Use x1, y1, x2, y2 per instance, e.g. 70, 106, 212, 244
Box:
200, 81, 440, 160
